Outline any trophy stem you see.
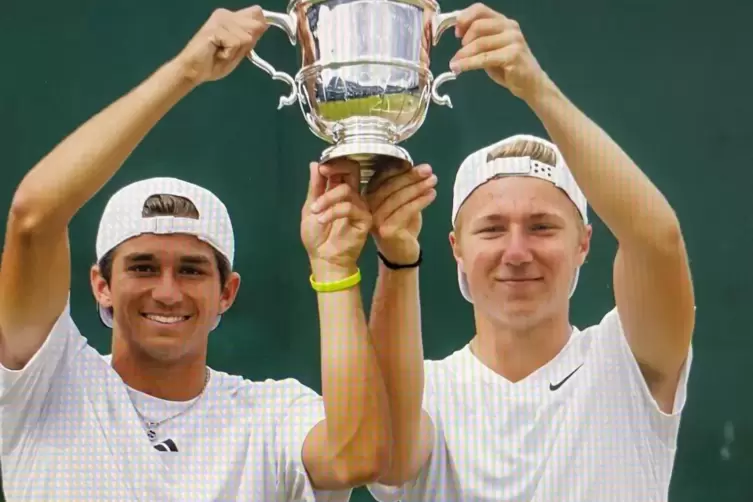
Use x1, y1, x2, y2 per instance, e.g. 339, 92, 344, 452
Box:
319, 117, 414, 190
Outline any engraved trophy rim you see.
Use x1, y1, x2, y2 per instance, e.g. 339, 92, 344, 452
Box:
285, 0, 442, 14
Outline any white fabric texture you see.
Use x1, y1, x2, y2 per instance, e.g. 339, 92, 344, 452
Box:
368, 308, 692, 502
0, 300, 351, 502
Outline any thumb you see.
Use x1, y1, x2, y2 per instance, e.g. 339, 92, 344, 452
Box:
306, 162, 326, 206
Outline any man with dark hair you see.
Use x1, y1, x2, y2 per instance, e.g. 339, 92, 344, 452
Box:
0, 6, 426, 501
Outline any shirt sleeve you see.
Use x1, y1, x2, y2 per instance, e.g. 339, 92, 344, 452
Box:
595, 307, 693, 449
271, 378, 353, 502
0, 296, 85, 449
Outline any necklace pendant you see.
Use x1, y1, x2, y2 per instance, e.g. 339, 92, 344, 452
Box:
147, 429, 157, 442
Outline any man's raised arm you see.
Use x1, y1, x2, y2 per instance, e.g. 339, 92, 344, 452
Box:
365, 164, 438, 486
0, 7, 269, 369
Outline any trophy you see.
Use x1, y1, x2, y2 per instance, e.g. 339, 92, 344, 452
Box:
247, 0, 460, 187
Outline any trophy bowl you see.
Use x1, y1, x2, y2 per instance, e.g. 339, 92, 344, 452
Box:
248, 0, 460, 187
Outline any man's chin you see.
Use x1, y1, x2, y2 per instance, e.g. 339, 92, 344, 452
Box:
480, 292, 543, 318
134, 337, 194, 363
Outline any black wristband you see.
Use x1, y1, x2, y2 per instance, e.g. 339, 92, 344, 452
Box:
377, 249, 423, 270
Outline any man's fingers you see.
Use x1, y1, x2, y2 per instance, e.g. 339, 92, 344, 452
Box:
223, 21, 259, 58
372, 174, 438, 224
460, 17, 504, 46
305, 162, 327, 207
235, 5, 265, 21
226, 5, 268, 36
384, 190, 437, 226
211, 27, 242, 61
315, 198, 371, 226
455, 3, 506, 39
365, 159, 413, 193
452, 30, 521, 65
310, 182, 355, 214
319, 159, 361, 191
367, 164, 433, 210
451, 43, 518, 74
209, 7, 267, 61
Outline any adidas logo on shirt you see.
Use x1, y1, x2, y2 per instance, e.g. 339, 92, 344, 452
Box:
153, 439, 178, 452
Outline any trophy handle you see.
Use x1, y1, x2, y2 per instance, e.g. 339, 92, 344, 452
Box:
248, 10, 299, 109
431, 10, 460, 108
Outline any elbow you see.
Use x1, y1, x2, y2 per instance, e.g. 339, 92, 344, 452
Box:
626, 213, 684, 257
8, 189, 62, 239
653, 219, 685, 257
9, 192, 45, 238
332, 457, 391, 487
331, 438, 392, 486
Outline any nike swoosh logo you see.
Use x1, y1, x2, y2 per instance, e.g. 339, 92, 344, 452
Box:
549, 364, 583, 391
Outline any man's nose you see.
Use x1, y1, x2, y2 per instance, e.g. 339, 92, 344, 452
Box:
502, 228, 534, 267
151, 273, 183, 306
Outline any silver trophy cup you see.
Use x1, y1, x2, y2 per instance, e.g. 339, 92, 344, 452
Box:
248, 0, 460, 187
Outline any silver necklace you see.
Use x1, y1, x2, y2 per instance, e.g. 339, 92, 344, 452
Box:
134, 368, 211, 442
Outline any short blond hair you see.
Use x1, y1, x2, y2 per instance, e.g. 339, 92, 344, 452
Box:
486, 138, 558, 166
478, 138, 586, 235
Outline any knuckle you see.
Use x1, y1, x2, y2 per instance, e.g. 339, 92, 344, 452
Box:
480, 36, 495, 51
377, 226, 394, 240
340, 185, 355, 199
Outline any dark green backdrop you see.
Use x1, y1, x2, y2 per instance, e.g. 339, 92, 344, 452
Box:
1, 0, 751, 500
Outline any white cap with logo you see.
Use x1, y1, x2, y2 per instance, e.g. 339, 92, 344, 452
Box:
451, 134, 588, 303
95, 177, 235, 328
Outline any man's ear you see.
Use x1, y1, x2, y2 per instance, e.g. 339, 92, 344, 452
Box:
576, 223, 593, 267
449, 230, 465, 273
91, 264, 113, 309
219, 272, 242, 314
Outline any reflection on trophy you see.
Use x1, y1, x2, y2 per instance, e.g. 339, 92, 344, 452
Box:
247, 0, 460, 187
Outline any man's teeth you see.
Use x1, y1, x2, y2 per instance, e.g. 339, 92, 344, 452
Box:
144, 315, 188, 324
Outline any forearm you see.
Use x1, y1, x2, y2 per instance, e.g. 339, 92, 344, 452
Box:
10, 59, 196, 232
526, 81, 682, 249
368, 263, 425, 476
313, 263, 391, 480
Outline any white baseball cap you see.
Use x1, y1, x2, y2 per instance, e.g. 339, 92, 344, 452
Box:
451, 134, 589, 303
95, 177, 235, 329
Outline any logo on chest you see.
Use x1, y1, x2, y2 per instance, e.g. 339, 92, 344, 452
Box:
549, 364, 583, 391
153, 438, 179, 452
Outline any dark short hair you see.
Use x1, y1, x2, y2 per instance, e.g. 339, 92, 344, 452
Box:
97, 194, 231, 288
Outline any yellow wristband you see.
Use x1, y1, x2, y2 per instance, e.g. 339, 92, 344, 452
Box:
310, 268, 362, 293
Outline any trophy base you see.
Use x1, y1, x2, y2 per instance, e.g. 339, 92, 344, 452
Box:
320, 143, 413, 190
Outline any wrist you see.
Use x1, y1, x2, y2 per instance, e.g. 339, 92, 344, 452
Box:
376, 240, 420, 266
164, 56, 204, 90
521, 74, 563, 111
377, 247, 422, 272
310, 259, 359, 282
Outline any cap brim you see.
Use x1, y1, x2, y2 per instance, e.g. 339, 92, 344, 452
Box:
98, 304, 114, 328
458, 265, 473, 303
